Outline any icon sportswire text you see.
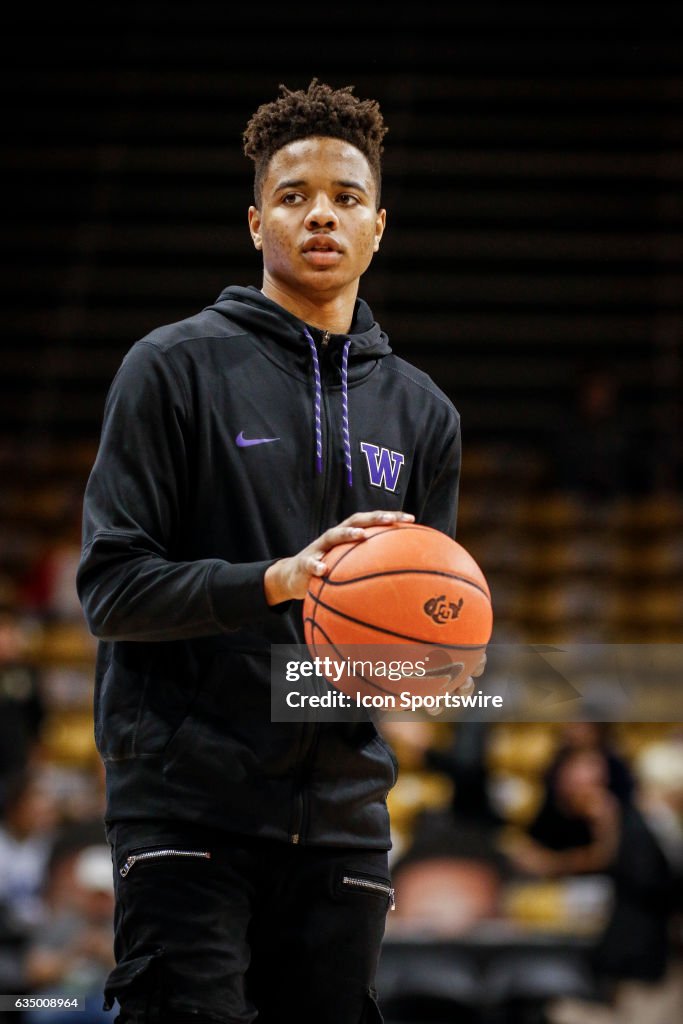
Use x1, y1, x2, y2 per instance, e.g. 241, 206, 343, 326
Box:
235, 431, 280, 448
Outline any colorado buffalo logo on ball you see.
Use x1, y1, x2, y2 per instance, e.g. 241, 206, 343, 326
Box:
423, 595, 464, 624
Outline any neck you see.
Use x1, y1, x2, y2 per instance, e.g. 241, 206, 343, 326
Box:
260, 275, 357, 334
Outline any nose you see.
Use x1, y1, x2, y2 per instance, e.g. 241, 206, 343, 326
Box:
304, 191, 339, 231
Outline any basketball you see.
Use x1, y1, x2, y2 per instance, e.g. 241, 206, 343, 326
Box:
303, 523, 493, 700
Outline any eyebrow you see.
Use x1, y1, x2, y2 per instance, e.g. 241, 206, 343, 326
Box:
273, 178, 369, 196
273, 179, 306, 192
335, 179, 369, 195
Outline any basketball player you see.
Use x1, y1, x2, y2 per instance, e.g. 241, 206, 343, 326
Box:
77, 80, 476, 1024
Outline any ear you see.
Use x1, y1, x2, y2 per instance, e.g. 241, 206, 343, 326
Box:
373, 208, 387, 252
248, 206, 263, 251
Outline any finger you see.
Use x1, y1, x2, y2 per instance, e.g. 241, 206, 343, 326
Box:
452, 676, 476, 697
340, 510, 415, 528
304, 554, 328, 576
316, 524, 368, 553
306, 521, 371, 570
472, 653, 487, 678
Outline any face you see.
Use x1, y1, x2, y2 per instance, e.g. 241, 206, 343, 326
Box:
556, 750, 608, 812
248, 136, 386, 302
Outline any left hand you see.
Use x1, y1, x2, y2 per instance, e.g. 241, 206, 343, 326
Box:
460, 651, 488, 696
426, 651, 487, 715
500, 832, 561, 876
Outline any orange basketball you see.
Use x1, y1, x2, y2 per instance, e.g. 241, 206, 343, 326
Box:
303, 523, 493, 701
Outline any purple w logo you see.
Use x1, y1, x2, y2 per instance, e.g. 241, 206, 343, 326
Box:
359, 441, 405, 492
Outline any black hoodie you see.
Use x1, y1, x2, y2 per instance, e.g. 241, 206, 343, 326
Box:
77, 286, 461, 848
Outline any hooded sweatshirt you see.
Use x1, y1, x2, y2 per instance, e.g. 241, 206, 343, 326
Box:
77, 286, 461, 848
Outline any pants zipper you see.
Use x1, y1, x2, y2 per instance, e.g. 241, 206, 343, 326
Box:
342, 874, 396, 910
119, 848, 211, 877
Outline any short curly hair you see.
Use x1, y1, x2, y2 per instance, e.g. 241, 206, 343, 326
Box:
243, 79, 388, 208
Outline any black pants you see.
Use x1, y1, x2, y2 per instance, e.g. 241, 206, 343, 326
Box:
104, 821, 390, 1024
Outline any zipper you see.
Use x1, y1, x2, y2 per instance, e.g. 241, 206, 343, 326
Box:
289, 716, 320, 843
119, 848, 211, 877
342, 875, 396, 910
291, 335, 334, 843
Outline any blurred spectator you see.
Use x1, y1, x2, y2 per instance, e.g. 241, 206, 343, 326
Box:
528, 723, 634, 854
502, 748, 620, 876
0, 608, 45, 791
0, 771, 58, 930
503, 745, 682, 1023
592, 794, 672, 988
558, 722, 633, 802
23, 844, 116, 1024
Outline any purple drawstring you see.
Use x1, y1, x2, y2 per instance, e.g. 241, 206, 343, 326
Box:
341, 338, 352, 487
304, 327, 323, 474
303, 327, 353, 486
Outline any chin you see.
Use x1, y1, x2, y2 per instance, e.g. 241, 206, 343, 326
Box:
300, 271, 350, 291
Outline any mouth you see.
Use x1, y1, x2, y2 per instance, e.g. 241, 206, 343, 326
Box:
302, 235, 345, 267
302, 236, 343, 268
302, 235, 343, 254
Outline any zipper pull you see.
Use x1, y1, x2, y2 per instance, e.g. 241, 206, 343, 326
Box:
321, 330, 330, 349
389, 887, 396, 911
120, 856, 135, 878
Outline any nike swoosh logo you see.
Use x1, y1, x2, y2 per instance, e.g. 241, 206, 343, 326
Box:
235, 431, 280, 448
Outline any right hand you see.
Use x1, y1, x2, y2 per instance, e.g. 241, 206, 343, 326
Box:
264, 510, 414, 605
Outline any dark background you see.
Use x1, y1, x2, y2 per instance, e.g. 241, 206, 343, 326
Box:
2, 2, 682, 478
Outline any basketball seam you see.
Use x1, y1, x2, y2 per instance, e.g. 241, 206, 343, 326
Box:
321, 567, 490, 598
314, 524, 473, 609
315, 524, 399, 610
303, 617, 399, 697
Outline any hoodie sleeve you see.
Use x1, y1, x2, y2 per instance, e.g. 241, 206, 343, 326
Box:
77, 341, 276, 642
417, 415, 461, 540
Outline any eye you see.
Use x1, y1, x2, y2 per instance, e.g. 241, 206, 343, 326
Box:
281, 193, 304, 205
337, 193, 360, 206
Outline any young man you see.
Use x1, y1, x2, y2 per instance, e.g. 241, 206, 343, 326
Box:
77, 81, 464, 1024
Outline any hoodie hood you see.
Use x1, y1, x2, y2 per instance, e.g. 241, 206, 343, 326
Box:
208, 285, 392, 374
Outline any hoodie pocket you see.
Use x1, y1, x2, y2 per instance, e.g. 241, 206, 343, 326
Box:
97, 642, 207, 761
162, 649, 286, 780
